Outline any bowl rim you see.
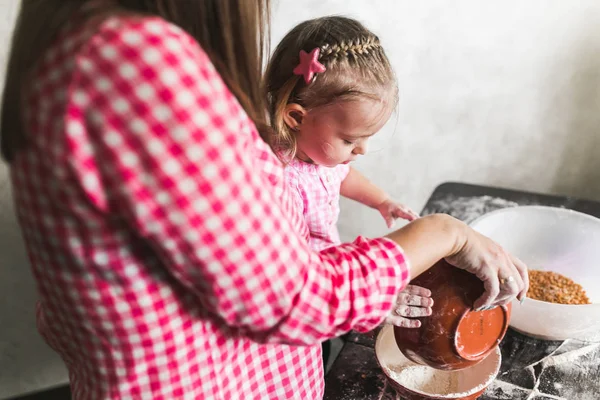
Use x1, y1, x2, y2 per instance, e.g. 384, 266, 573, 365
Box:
454, 304, 510, 361
375, 325, 501, 399
469, 205, 599, 309
469, 204, 600, 226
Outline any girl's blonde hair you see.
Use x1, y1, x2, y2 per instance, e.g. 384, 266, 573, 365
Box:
264, 16, 397, 162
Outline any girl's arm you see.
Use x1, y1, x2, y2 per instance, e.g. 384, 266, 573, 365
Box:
340, 166, 388, 208
341, 167, 419, 227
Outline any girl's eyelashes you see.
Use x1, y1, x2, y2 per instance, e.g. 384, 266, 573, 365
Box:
343, 139, 355, 145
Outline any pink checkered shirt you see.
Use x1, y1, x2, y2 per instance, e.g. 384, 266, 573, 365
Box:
284, 159, 351, 251
10, 16, 410, 399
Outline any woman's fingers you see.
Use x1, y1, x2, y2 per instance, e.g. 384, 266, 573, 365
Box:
396, 294, 432, 307
396, 286, 434, 308
512, 255, 530, 301
395, 304, 432, 318
386, 284, 434, 327
385, 315, 422, 328
495, 252, 527, 304
473, 267, 500, 310
403, 285, 431, 297
475, 253, 529, 310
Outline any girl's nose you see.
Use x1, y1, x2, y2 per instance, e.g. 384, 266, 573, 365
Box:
352, 142, 368, 155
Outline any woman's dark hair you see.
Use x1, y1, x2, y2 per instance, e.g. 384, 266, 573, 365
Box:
1, 0, 270, 162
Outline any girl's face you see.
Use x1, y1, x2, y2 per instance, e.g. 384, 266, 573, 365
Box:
293, 95, 394, 167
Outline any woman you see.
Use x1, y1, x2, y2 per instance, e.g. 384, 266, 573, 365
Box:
0, 1, 527, 399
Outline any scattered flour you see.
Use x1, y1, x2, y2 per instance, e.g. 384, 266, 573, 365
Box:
385, 362, 496, 398
422, 195, 520, 224
386, 365, 459, 395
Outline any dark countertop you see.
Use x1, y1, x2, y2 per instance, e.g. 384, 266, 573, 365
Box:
324, 182, 600, 400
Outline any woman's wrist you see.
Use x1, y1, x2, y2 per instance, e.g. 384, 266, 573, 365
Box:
436, 213, 468, 257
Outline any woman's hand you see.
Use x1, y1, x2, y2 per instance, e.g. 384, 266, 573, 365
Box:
384, 285, 433, 328
386, 214, 529, 312
377, 199, 419, 228
446, 226, 529, 310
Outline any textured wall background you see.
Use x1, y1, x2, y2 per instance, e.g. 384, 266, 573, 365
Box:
1, 0, 600, 397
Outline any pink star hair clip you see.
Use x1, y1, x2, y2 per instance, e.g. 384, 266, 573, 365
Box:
293, 48, 326, 84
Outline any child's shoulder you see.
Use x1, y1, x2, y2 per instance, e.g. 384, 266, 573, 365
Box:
284, 159, 319, 175
333, 163, 351, 180
283, 160, 305, 183
284, 160, 349, 182
283, 159, 321, 190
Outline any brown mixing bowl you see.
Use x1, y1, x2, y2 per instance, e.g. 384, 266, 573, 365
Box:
394, 259, 511, 370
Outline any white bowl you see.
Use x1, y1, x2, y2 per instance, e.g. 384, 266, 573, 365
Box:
470, 205, 600, 341
375, 325, 501, 399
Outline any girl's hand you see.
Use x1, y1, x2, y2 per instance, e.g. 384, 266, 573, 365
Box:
377, 199, 419, 228
446, 225, 530, 310
384, 285, 433, 328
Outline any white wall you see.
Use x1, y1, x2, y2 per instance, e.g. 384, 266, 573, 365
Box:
2, 0, 600, 397
270, 0, 600, 241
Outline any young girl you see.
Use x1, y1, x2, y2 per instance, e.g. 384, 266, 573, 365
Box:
265, 16, 433, 368
265, 16, 419, 252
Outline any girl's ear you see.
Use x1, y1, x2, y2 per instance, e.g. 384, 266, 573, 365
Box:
283, 103, 306, 131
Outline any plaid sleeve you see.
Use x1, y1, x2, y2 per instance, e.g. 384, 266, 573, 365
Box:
68, 17, 409, 344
